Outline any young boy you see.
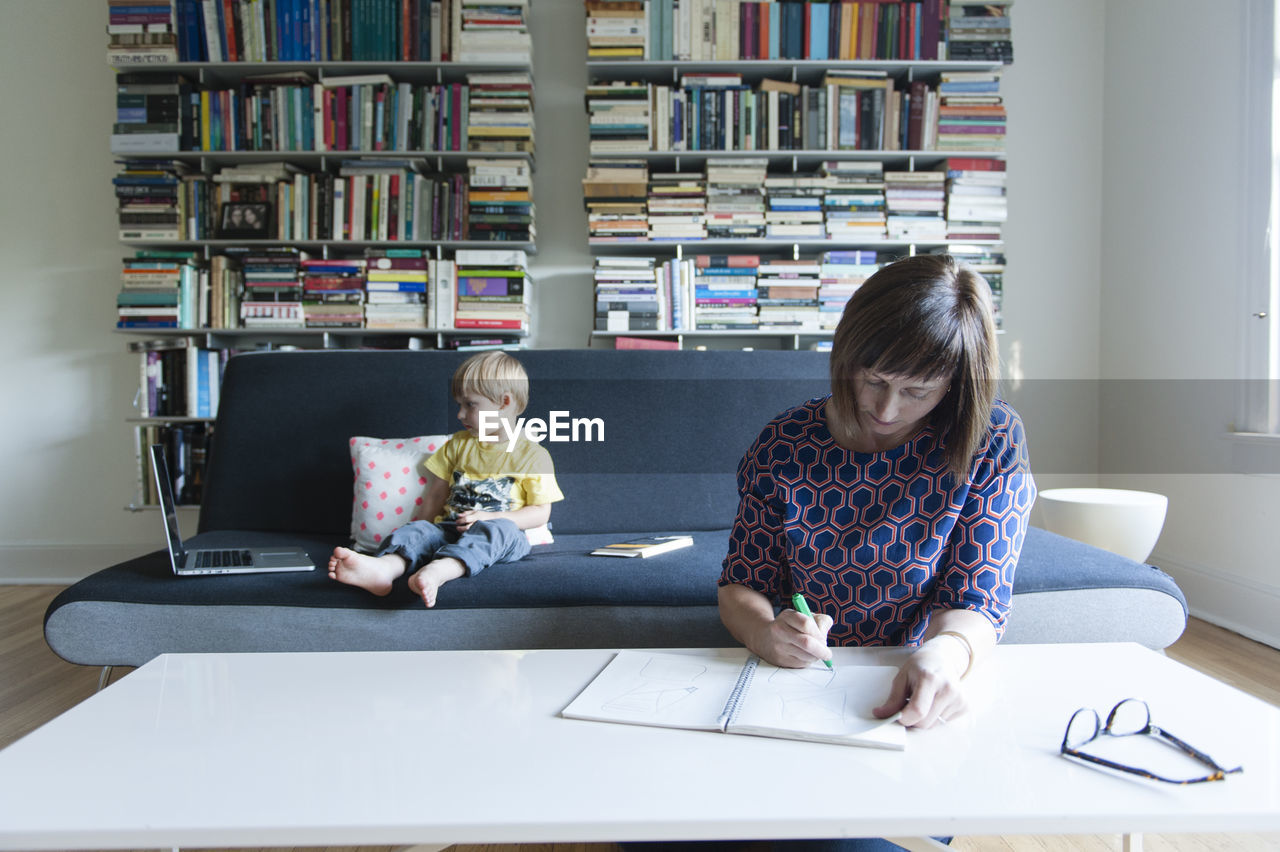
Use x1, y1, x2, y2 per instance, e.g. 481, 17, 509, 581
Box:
328, 351, 563, 607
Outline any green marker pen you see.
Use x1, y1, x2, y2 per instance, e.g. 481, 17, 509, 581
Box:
790, 592, 834, 671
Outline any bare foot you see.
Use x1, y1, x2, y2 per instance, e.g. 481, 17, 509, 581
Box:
407, 557, 467, 608
327, 546, 406, 596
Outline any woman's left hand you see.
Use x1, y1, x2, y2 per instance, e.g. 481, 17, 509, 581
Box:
873, 639, 969, 729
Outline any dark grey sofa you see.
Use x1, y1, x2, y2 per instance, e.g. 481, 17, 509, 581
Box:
44, 350, 1188, 668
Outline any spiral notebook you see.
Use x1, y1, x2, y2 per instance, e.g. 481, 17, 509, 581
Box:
561, 650, 906, 750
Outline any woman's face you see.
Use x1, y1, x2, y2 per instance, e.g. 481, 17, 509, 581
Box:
852, 368, 950, 449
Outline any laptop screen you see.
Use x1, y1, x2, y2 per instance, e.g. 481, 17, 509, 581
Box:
149, 445, 187, 569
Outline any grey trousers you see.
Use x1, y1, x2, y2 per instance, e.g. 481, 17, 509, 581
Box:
377, 518, 530, 577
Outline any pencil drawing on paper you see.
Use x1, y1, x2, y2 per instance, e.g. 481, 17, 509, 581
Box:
770, 665, 836, 689
766, 666, 847, 725
601, 656, 707, 715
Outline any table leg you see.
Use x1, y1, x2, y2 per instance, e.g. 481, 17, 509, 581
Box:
1123, 834, 1143, 852
883, 838, 951, 852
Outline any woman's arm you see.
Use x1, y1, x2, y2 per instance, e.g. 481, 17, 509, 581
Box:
718, 582, 833, 669
875, 404, 1034, 729
873, 608, 997, 728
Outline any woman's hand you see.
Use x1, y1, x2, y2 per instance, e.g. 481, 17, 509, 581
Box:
749, 608, 835, 669
718, 583, 833, 669
874, 634, 971, 729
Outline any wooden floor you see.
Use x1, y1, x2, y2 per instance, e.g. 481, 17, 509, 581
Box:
2, 584, 1278, 852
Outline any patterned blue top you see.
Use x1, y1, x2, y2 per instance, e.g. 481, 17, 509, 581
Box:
719, 396, 1036, 647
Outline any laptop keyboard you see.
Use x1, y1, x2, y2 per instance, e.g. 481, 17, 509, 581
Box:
194, 549, 253, 570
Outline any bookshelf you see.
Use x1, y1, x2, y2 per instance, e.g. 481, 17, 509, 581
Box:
109, 1, 537, 507
582, 0, 1012, 350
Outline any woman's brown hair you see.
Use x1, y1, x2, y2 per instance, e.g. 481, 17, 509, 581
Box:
828, 253, 998, 481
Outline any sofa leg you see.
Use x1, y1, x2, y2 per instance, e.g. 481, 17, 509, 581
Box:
97, 666, 114, 692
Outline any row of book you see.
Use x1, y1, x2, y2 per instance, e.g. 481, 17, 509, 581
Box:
935, 70, 1005, 151
129, 338, 230, 419
108, 0, 532, 64
117, 247, 533, 333
114, 157, 532, 243
244, 247, 532, 330
946, 1, 1013, 63
584, 157, 1006, 243
112, 71, 533, 154
594, 244, 1004, 334
118, 249, 242, 329
584, 0, 1011, 63
586, 69, 1004, 154
134, 422, 212, 507
594, 250, 882, 333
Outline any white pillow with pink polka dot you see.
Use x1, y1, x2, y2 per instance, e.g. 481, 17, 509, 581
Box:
349, 435, 451, 553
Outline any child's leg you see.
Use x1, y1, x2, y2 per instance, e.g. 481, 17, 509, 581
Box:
327, 547, 408, 596
329, 521, 448, 596
407, 557, 466, 608
407, 518, 531, 608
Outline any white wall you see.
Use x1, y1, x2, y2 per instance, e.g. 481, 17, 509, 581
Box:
999, 0, 1106, 495
0, 1, 160, 580
1099, 0, 1280, 647
525, 0, 593, 350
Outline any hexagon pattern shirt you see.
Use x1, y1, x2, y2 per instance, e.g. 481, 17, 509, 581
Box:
719, 396, 1036, 647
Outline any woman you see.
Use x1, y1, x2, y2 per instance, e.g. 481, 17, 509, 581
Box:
719, 253, 1035, 732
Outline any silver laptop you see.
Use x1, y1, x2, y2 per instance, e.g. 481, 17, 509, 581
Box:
150, 444, 315, 576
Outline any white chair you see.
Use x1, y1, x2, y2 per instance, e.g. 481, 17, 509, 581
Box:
1036, 488, 1168, 564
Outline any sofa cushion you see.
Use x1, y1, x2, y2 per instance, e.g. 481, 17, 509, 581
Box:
1000, 526, 1188, 649
44, 525, 1190, 667
198, 350, 832, 537
348, 434, 451, 551
199, 351, 464, 535
509, 350, 831, 533
45, 529, 730, 613
42, 529, 736, 667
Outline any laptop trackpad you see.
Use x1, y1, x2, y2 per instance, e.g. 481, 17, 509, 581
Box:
255, 551, 315, 569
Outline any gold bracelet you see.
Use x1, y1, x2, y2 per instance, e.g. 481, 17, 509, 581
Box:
935, 630, 975, 680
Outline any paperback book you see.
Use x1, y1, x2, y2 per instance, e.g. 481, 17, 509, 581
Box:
589, 534, 694, 558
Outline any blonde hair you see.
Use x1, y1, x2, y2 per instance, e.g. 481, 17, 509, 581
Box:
828, 254, 998, 481
451, 351, 529, 414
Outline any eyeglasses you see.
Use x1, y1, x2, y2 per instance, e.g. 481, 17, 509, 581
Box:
1060, 698, 1244, 784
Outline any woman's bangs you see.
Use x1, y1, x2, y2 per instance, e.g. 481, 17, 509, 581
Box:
861, 320, 961, 382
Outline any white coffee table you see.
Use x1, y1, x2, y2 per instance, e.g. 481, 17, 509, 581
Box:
0, 643, 1276, 851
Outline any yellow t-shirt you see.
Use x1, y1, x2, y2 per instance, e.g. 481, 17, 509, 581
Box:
424, 429, 564, 522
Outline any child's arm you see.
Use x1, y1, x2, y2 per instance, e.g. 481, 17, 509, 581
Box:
454, 502, 550, 532
412, 472, 450, 523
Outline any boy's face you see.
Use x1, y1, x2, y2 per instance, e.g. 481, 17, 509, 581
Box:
455, 390, 517, 440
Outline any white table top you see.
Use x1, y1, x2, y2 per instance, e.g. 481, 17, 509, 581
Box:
0, 643, 1276, 850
